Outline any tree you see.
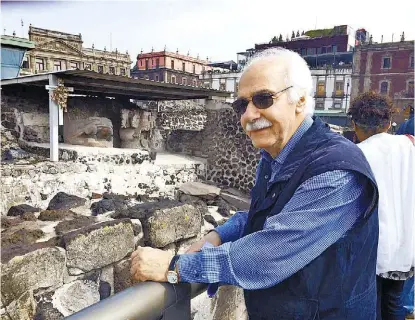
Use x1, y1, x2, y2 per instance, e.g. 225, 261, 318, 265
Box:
278, 34, 283, 42
301, 30, 305, 36
296, 30, 300, 37
291, 31, 295, 39
271, 36, 278, 44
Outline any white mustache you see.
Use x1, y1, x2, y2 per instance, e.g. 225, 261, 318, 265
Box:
245, 118, 272, 132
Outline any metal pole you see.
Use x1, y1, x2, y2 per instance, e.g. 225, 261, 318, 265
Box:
48, 74, 59, 161
65, 282, 207, 320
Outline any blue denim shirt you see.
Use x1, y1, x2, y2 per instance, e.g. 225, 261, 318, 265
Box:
178, 116, 367, 293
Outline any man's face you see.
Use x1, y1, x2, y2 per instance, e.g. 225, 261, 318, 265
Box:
238, 57, 305, 157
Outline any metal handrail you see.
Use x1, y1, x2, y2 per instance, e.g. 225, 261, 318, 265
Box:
65, 282, 207, 320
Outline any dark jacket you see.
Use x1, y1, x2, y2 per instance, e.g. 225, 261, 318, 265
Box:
243, 117, 379, 320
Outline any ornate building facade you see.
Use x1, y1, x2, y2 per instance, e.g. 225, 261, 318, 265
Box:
21, 26, 132, 76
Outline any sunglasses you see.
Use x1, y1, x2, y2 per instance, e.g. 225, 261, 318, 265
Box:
232, 86, 293, 116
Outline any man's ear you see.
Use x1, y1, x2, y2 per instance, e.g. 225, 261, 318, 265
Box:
295, 97, 306, 113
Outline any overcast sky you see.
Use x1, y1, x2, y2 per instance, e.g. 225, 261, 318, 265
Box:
2, 0, 414, 65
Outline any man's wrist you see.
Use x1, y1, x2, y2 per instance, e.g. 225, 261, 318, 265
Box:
205, 230, 222, 246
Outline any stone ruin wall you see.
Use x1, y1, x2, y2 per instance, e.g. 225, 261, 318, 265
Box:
145, 99, 259, 192
203, 104, 260, 193
1, 89, 259, 195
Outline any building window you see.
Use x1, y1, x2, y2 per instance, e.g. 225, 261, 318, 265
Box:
301, 48, 306, 56
53, 60, 62, 71
410, 56, 414, 68
171, 60, 175, 69
35, 58, 45, 71
70, 61, 79, 69
145, 59, 149, 70
156, 58, 160, 69
144, 75, 149, 80
333, 102, 342, 109
120, 68, 126, 76
326, 46, 332, 53
182, 78, 187, 85
192, 79, 197, 86
109, 66, 115, 74
182, 62, 186, 72
203, 82, 210, 89
321, 47, 327, 54
193, 65, 196, 73
382, 57, 391, 69
408, 81, 414, 97
22, 55, 29, 69
317, 47, 322, 55
98, 65, 104, 73
315, 102, 324, 110
332, 45, 337, 53
219, 83, 226, 91
155, 75, 159, 81
84, 63, 92, 70
380, 81, 389, 94
171, 75, 176, 84
317, 81, 325, 96
335, 81, 344, 96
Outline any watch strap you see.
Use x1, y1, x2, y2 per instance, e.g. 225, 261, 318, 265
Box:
168, 255, 181, 271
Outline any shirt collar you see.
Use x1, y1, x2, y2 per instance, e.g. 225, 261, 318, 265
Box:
261, 116, 314, 165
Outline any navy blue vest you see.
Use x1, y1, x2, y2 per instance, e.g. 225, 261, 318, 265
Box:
243, 117, 379, 320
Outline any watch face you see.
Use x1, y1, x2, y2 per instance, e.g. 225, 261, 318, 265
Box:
167, 271, 178, 284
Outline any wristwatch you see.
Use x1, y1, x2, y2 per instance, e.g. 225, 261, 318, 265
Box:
167, 255, 181, 284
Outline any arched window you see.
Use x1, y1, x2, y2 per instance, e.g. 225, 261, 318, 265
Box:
380, 81, 388, 94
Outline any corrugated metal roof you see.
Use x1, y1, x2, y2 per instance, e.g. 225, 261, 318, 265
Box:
1, 69, 230, 100
1, 35, 35, 49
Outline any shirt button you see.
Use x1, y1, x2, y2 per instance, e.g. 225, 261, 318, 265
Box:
272, 193, 276, 198
265, 175, 269, 179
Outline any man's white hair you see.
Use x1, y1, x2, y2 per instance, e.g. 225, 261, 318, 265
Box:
241, 48, 315, 115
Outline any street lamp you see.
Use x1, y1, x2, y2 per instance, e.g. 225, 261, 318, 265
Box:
345, 79, 350, 113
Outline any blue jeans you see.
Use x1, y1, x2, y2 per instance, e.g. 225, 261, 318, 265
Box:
377, 276, 406, 320
402, 276, 414, 315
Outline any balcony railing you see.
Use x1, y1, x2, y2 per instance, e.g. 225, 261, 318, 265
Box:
332, 92, 345, 98
65, 282, 207, 320
315, 92, 326, 98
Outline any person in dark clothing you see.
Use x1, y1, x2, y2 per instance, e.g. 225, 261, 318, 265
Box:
130, 48, 379, 319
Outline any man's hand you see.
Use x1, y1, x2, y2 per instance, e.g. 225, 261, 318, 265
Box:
130, 246, 173, 282
186, 231, 222, 253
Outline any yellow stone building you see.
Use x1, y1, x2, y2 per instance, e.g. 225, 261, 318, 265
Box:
21, 26, 132, 76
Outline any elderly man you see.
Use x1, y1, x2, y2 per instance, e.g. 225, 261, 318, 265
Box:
131, 48, 379, 319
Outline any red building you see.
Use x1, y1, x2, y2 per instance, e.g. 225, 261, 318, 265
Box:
131, 50, 212, 87
351, 40, 414, 124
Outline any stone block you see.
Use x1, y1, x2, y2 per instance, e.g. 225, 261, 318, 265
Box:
211, 286, 247, 320
99, 265, 114, 298
33, 290, 64, 320
51, 280, 100, 317
38, 210, 77, 221
5, 291, 36, 320
179, 182, 221, 198
1, 247, 66, 306
144, 204, 202, 248
7, 204, 40, 217
47, 192, 86, 211
113, 258, 132, 294
62, 219, 134, 272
